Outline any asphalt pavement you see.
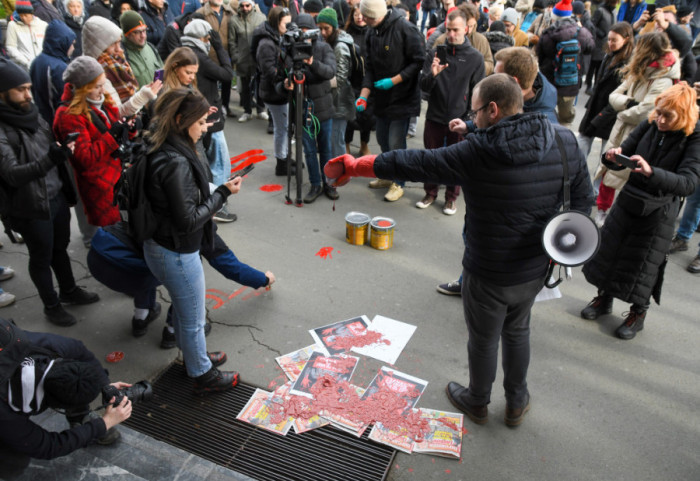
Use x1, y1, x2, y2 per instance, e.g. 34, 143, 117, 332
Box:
0, 94, 698, 481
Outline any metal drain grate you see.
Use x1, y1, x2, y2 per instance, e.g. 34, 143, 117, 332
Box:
124, 363, 396, 481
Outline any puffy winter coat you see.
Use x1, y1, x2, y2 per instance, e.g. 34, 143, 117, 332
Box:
375, 112, 595, 286
524, 72, 558, 124
583, 120, 700, 306
63, 10, 85, 58
363, 9, 425, 118
253, 22, 289, 105
483, 30, 513, 57
140, 0, 175, 47
301, 39, 337, 122
29, 19, 75, 125
420, 38, 485, 125
330, 31, 356, 122
228, 8, 266, 76
537, 17, 595, 97
52, 86, 123, 227
578, 52, 627, 139
5, 15, 47, 69
590, 3, 614, 62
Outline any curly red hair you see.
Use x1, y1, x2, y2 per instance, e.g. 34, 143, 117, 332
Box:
648, 82, 699, 136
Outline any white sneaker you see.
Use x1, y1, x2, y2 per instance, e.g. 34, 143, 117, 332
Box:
443, 200, 457, 215
0, 266, 14, 281
416, 195, 435, 209
238, 113, 253, 123
257, 111, 269, 121
594, 210, 607, 228
0, 291, 16, 307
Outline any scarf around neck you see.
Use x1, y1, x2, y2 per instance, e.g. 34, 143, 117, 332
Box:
0, 101, 40, 134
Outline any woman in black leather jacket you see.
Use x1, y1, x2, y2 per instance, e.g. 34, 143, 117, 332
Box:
143, 88, 243, 395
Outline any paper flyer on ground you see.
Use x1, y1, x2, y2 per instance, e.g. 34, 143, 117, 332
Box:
351, 315, 417, 365
289, 351, 360, 398
361, 367, 428, 414
321, 384, 368, 437
368, 421, 415, 454
236, 388, 294, 435
275, 344, 318, 382
309, 316, 371, 356
413, 409, 464, 458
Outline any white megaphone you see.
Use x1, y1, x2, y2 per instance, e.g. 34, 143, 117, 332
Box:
542, 210, 600, 288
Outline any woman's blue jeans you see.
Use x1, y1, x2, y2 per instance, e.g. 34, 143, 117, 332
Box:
266, 102, 289, 160
331, 118, 348, 159
206, 130, 230, 186
375, 116, 409, 188
677, 186, 700, 241
143, 240, 211, 378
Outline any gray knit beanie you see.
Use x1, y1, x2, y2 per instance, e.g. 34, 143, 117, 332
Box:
82, 16, 124, 58
183, 19, 212, 39
360, 0, 387, 20
63, 56, 105, 88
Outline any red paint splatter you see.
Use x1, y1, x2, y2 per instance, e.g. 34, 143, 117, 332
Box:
228, 287, 248, 299
255, 364, 265, 369
260, 184, 283, 192
377, 220, 392, 227
437, 417, 460, 432
105, 351, 124, 363
445, 469, 452, 474
328, 329, 391, 352
395, 464, 400, 470
231, 154, 267, 173
230, 149, 264, 164
205, 293, 226, 309
408, 468, 414, 472
315, 247, 334, 259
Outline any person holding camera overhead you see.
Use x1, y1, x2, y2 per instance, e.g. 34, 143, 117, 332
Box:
53, 56, 135, 231
0, 320, 132, 477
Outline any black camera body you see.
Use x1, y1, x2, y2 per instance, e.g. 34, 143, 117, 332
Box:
281, 23, 320, 64
102, 380, 153, 408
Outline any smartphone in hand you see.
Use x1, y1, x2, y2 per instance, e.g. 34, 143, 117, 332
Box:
62, 132, 80, 146
614, 153, 638, 169
436, 45, 448, 65
228, 163, 255, 181
153, 69, 164, 82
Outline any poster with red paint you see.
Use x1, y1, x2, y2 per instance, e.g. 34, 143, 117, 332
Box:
361, 367, 428, 415
289, 351, 359, 399
275, 345, 318, 382
368, 417, 417, 454
321, 384, 368, 437
351, 315, 417, 365
309, 315, 371, 356
413, 409, 464, 458
236, 388, 294, 435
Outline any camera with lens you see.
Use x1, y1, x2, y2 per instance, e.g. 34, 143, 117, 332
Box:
102, 381, 153, 408
281, 23, 319, 64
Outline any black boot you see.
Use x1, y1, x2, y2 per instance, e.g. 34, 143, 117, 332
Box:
581, 294, 613, 320
303, 184, 323, 204
193, 366, 239, 396
275, 158, 295, 176
615, 308, 646, 340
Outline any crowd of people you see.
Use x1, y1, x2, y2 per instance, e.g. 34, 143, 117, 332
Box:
1, 0, 700, 472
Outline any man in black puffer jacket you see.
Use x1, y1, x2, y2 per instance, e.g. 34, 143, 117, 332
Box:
357, 0, 425, 202
325, 74, 595, 428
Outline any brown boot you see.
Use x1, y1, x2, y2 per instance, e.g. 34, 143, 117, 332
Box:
359, 141, 371, 156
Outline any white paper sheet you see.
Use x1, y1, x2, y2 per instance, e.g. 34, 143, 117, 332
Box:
351, 315, 417, 365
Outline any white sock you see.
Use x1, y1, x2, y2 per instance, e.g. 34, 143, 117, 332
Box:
133, 308, 149, 320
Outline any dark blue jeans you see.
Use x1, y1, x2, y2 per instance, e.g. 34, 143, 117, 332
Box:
375, 116, 410, 188
87, 249, 159, 310
8, 193, 76, 307
303, 117, 333, 186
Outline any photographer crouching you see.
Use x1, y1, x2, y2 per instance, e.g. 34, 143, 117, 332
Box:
0, 318, 137, 477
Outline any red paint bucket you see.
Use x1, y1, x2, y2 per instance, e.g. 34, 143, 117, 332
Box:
370, 217, 395, 250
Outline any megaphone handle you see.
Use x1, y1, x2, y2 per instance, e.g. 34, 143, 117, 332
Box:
544, 262, 564, 289
565, 266, 573, 280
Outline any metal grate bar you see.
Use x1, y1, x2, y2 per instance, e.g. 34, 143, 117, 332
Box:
124, 363, 396, 481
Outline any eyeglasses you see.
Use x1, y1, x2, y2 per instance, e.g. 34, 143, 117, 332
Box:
467, 102, 490, 120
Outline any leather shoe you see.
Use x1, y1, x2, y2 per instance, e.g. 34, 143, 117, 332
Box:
132, 302, 162, 337
615, 310, 646, 340
580, 295, 613, 320
505, 393, 530, 427
445, 381, 488, 424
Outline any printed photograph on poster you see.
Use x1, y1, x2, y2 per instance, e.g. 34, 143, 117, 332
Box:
236, 388, 294, 435
309, 315, 370, 356
362, 367, 428, 414
275, 344, 319, 382
413, 408, 464, 458
289, 351, 359, 398
351, 315, 417, 365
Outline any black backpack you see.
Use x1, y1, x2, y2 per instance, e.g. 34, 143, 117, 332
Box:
347, 41, 366, 88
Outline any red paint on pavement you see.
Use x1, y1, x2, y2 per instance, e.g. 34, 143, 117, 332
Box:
315, 247, 334, 259
329, 329, 391, 352
105, 351, 124, 363
260, 184, 283, 192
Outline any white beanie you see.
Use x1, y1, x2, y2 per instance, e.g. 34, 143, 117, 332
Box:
360, 0, 387, 20
82, 16, 123, 59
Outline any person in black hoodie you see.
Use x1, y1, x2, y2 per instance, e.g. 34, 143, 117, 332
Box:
417, 8, 484, 215
89, 0, 114, 20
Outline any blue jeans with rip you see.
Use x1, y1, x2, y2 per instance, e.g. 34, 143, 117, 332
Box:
206, 130, 230, 186
143, 240, 211, 378
677, 186, 700, 242
303, 117, 333, 186
375, 116, 409, 188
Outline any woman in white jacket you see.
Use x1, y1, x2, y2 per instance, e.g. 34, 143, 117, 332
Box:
5, 1, 48, 70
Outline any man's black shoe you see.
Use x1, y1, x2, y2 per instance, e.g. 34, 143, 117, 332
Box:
615, 310, 646, 340
505, 393, 531, 427
445, 381, 488, 424
132, 302, 162, 337
580, 295, 613, 320
44, 304, 77, 326
193, 367, 239, 396
303, 185, 323, 204
59, 286, 99, 305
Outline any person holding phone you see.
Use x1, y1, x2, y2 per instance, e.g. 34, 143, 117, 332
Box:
417, 8, 484, 215
581, 83, 700, 340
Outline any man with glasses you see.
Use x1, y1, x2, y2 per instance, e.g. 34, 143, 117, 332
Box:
120, 10, 164, 87
325, 73, 594, 428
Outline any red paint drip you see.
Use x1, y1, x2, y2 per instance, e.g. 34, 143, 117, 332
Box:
315, 247, 334, 259
105, 351, 124, 363
445, 469, 452, 474
260, 184, 283, 192
377, 220, 392, 227
436, 417, 460, 432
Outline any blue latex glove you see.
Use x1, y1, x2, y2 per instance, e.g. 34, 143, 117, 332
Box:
373, 78, 394, 90
355, 96, 367, 112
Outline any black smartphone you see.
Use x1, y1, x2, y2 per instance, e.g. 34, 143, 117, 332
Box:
615, 153, 638, 169
228, 163, 255, 180
63, 132, 79, 145
646, 3, 656, 17
153, 69, 164, 82
436, 45, 448, 65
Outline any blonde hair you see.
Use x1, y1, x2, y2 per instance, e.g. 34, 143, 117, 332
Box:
67, 74, 115, 119
620, 32, 672, 86
163, 47, 199, 92
648, 82, 698, 136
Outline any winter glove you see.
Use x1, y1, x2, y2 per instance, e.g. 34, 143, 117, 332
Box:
48, 142, 70, 166
355, 96, 367, 112
109, 121, 128, 143
373, 78, 394, 90
324, 154, 377, 187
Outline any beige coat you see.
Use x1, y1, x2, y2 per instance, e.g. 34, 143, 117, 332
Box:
469, 30, 494, 75
197, 2, 237, 65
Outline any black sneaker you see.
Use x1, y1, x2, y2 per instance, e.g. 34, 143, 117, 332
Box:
132, 302, 162, 337
303, 185, 323, 204
160, 322, 211, 349
580, 295, 613, 320
436, 280, 461, 296
213, 205, 237, 223
59, 287, 99, 305
193, 367, 239, 396
44, 304, 77, 326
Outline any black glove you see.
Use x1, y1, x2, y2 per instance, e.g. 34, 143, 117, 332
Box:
48, 143, 70, 166
109, 121, 127, 143
209, 30, 223, 51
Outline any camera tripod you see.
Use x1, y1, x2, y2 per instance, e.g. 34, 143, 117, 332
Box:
284, 66, 307, 207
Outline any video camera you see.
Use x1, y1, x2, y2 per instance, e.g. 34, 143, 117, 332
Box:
281, 23, 320, 64
102, 381, 153, 408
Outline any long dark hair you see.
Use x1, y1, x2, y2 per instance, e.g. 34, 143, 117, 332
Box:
147, 88, 209, 152
268, 5, 291, 32
606, 22, 634, 68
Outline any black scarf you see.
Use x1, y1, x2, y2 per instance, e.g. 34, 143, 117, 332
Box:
0, 101, 40, 134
